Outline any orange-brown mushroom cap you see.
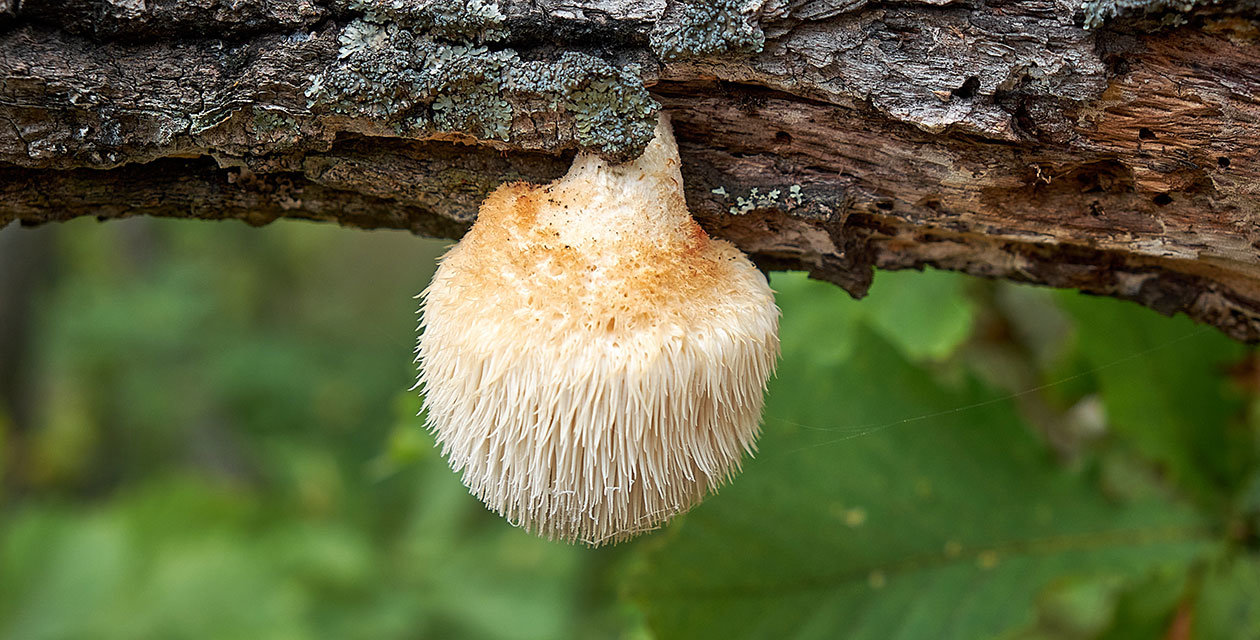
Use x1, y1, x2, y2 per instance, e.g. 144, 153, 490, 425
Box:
415, 114, 780, 545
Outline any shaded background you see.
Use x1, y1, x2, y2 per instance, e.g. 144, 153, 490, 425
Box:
0, 218, 1257, 639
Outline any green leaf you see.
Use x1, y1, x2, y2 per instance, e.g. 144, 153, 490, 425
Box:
1056, 293, 1252, 504
770, 272, 865, 365
0, 511, 134, 640
861, 269, 978, 361
1092, 565, 1188, 640
1007, 573, 1128, 640
772, 270, 976, 365
1193, 554, 1260, 640
629, 280, 1211, 640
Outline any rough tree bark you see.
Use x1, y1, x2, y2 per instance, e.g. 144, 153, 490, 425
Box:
2, 0, 1259, 340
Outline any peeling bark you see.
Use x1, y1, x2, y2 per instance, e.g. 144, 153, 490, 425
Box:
2, 0, 1259, 341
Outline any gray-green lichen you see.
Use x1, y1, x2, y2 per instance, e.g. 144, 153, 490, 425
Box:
249, 107, 303, 148
252, 108, 298, 133
1080, 0, 1260, 28
713, 184, 804, 215
650, 0, 766, 62
565, 70, 658, 154
305, 13, 658, 157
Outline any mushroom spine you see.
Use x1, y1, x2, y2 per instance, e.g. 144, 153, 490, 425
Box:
415, 113, 780, 545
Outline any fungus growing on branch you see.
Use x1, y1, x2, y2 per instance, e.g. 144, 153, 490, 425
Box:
416, 113, 779, 545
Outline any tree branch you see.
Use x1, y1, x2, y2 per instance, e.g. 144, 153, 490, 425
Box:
3, 0, 1259, 340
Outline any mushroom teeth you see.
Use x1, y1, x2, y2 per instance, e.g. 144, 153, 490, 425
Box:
415, 114, 780, 546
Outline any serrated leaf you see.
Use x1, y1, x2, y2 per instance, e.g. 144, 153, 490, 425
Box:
629, 280, 1210, 640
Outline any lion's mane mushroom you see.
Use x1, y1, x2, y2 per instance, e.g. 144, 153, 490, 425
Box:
415, 113, 779, 545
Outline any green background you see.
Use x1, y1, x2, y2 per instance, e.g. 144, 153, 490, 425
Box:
1, 218, 1257, 639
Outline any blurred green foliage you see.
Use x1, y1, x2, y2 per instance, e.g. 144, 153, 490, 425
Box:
0, 219, 1257, 639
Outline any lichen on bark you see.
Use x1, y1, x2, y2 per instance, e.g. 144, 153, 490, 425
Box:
3, 0, 1260, 343
1081, 0, 1260, 29
304, 2, 659, 159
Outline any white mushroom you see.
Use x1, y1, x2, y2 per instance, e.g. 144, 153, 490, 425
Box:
415, 113, 780, 545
